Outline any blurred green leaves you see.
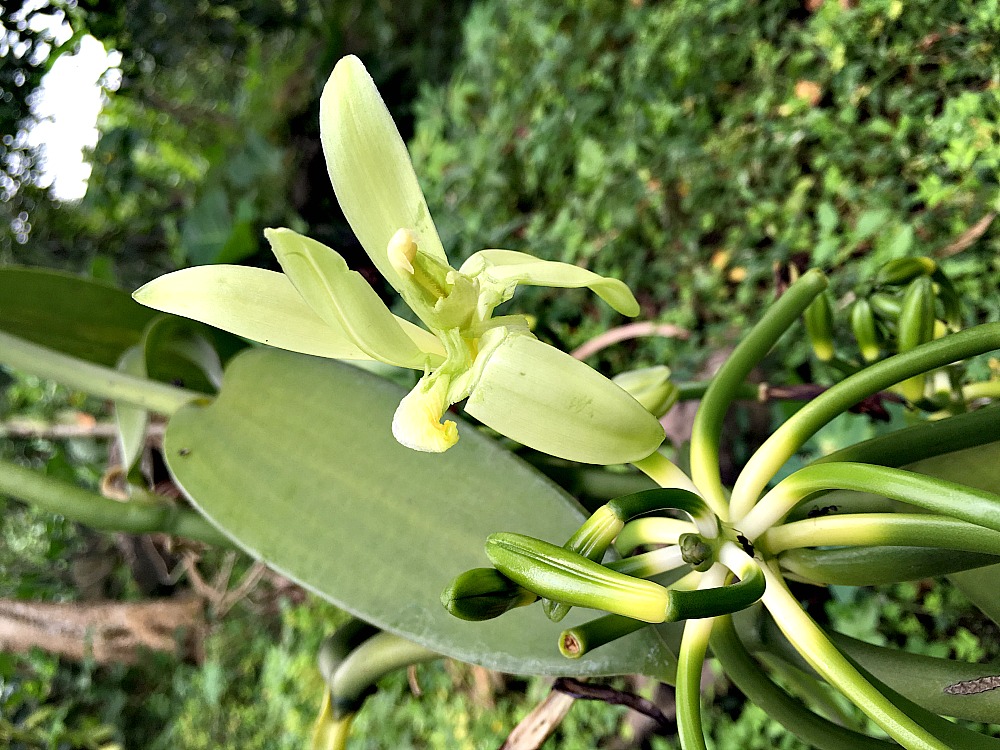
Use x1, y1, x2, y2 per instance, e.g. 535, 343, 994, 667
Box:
410, 0, 1000, 376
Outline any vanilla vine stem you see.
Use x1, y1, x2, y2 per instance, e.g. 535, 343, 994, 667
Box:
689, 269, 828, 521
760, 513, 1000, 556
0, 330, 201, 415
0, 457, 230, 547
741, 461, 1000, 539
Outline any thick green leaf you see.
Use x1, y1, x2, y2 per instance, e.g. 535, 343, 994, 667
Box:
0, 266, 157, 366
164, 349, 678, 677
949, 563, 1000, 629
829, 631, 1000, 724
141, 316, 225, 394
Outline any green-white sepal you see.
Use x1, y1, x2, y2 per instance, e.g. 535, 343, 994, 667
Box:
319, 54, 448, 293
460, 249, 640, 318
266, 228, 445, 369
133, 265, 437, 363
465, 334, 665, 464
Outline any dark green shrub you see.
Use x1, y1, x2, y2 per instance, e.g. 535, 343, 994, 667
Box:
411, 0, 1000, 374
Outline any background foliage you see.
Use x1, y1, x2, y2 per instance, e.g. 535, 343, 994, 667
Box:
2, 0, 999, 747
410, 0, 1000, 378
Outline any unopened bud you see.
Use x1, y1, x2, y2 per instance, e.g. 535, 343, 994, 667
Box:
613, 365, 680, 417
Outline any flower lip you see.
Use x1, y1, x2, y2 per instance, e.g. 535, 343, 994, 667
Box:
391, 374, 459, 453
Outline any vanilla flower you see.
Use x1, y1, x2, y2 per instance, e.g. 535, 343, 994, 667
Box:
134, 56, 663, 464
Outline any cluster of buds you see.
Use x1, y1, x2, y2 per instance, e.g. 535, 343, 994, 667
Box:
803, 256, 968, 407
441, 488, 765, 659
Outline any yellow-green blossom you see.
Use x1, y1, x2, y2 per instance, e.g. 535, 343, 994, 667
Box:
134, 55, 663, 464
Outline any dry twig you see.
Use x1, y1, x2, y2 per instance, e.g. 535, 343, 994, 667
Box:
571, 321, 689, 360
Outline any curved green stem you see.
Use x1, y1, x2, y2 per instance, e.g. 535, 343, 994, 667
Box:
608, 488, 717, 538
311, 692, 354, 750
0, 330, 201, 415
711, 615, 895, 750
668, 568, 765, 621
0, 457, 231, 547
326, 632, 439, 715
318, 619, 381, 683
731, 322, 1000, 519
742, 462, 1000, 539
615, 517, 697, 556
632, 450, 700, 494
760, 562, 950, 750
690, 269, 828, 521
663, 541, 765, 622
676, 566, 725, 750
761, 513, 1000, 556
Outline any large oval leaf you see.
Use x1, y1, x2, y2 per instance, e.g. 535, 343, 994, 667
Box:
164, 349, 678, 677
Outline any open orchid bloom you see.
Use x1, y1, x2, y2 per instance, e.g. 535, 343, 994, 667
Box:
134, 55, 663, 464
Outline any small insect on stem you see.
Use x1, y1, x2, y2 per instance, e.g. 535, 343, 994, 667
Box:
735, 533, 754, 558
806, 505, 839, 518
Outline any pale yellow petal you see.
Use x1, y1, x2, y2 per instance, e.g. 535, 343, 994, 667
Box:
266, 228, 444, 369
460, 249, 640, 316
464, 334, 664, 464
134, 266, 373, 360
392, 375, 459, 453
320, 55, 447, 292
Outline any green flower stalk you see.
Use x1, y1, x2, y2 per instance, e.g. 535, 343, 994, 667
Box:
543, 487, 712, 622
559, 613, 650, 659
614, 517, 697, 556
134, 55, 663, 464
485, 532, 765, 626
